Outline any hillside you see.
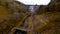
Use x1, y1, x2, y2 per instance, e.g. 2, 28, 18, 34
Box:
0, 0, 60, 34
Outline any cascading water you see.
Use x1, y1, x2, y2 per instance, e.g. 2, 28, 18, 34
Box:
22, 5, 40, 31
29, 5, 40, 34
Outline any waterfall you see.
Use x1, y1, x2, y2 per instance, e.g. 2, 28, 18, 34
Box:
29, 5, 40, 14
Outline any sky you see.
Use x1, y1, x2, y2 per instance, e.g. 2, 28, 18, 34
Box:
16, 0, 51, 5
